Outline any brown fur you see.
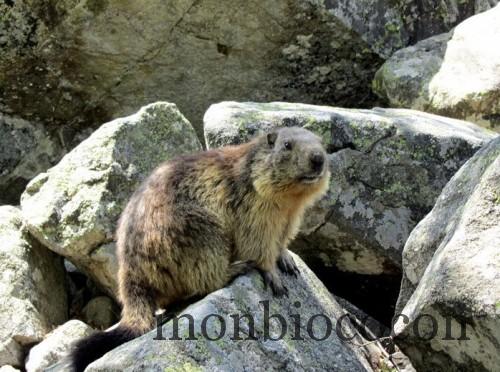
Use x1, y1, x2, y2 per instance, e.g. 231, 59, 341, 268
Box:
114, 127, 329, 333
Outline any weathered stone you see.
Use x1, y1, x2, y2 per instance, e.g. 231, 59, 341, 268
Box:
2, 0, 494, 139
25, 320, 95, 372
0, 206, 67, 367
373, 32, 450, 109
0, 0, 386, 142
393, 136, 500, 371
204, 102, 494, 275
82, 296, 119, 330
326, 0, 497, 58
21, 102, 202, 296
1, 1, 496, 204
86, 253, 389, 371
374, 5, 500, 131
0, 1, 492, 205
0, 113, 64, 204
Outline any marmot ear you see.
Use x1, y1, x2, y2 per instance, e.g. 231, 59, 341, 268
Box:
267, 132, 278, 146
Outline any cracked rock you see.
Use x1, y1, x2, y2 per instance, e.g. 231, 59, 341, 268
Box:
0, 206, 67, 367
0, 113, 64, 205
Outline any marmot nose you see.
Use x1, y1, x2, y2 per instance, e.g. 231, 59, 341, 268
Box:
310, 152, 325, 172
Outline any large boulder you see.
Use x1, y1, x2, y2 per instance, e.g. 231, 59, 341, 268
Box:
20, 102, 202, 296
327, 0, 496, 58
25, 320, 95, 372
85, 253, 390, 371
0, 206, 67, 367
0, 0, 385, 142
204, 102, 494, 275
2, 0, 494, 139
1, 1, 495, 205
0, 113, 64, 205
373, 4, 500, 131
393, 136, 500, 371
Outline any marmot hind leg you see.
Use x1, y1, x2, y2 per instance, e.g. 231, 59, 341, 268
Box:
120, 278, 159, 333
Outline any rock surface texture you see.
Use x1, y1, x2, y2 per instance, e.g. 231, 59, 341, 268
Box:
20, 102, 202, 296
0, 114, 65, 205
0, 0, 383, 139
1, 0, 496, 204
327, 0, 496, 58
81, 296, 119, 330
3, 0, 494, 140
0, 206, 67, 367
204, 101, 494, 275
393, 136, 500, 371
25, 320, 95, 372
374, 4, 500, 131
85, 253, 385, 371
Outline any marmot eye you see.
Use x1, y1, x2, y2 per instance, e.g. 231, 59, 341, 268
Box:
284, 141, 292, 150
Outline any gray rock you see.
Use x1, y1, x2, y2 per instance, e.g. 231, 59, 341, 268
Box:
82, 296, 119, 330
374, 4, 500, 131
204, 101, 494, 275
373, 32, 450, 109
0, 0, 386, 143
21, 102, 202, 296
0, 206, 67, 367
0, 1, 496, 202
25, 320, 95, 372
2, 0, 495, 141
87, 253, 383, 371
326, 0, 497, 58
394, 136, 500, 371
1, 2, 493, 209
0, 113, 64, 204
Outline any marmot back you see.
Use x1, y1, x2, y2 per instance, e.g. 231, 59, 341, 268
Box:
71, 127, 330, 371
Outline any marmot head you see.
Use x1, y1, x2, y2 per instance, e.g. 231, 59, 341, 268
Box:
253, 127, 329, 194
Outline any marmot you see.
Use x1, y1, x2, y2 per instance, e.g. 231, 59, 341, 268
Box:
71, 127, 330, 371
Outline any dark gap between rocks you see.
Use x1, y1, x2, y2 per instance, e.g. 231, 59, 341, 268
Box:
65, 260, 108, 319
306, 261, 401, 327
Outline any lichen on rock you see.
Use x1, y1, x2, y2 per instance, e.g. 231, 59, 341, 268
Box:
20, 102, 202, 296
394, 136, 500, 371
0, 206, 67, 368
85, 253, 380, 371
374, 5, 500, 131
204, 101, 494, 275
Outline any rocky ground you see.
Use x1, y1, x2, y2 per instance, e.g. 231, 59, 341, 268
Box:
0, 1, 499, 371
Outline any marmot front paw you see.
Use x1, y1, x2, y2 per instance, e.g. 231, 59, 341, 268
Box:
259, 270, 288, 297
277, 251, 300, 277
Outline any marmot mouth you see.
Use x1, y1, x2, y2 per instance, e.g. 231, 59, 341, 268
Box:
298, 175, 320, 183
